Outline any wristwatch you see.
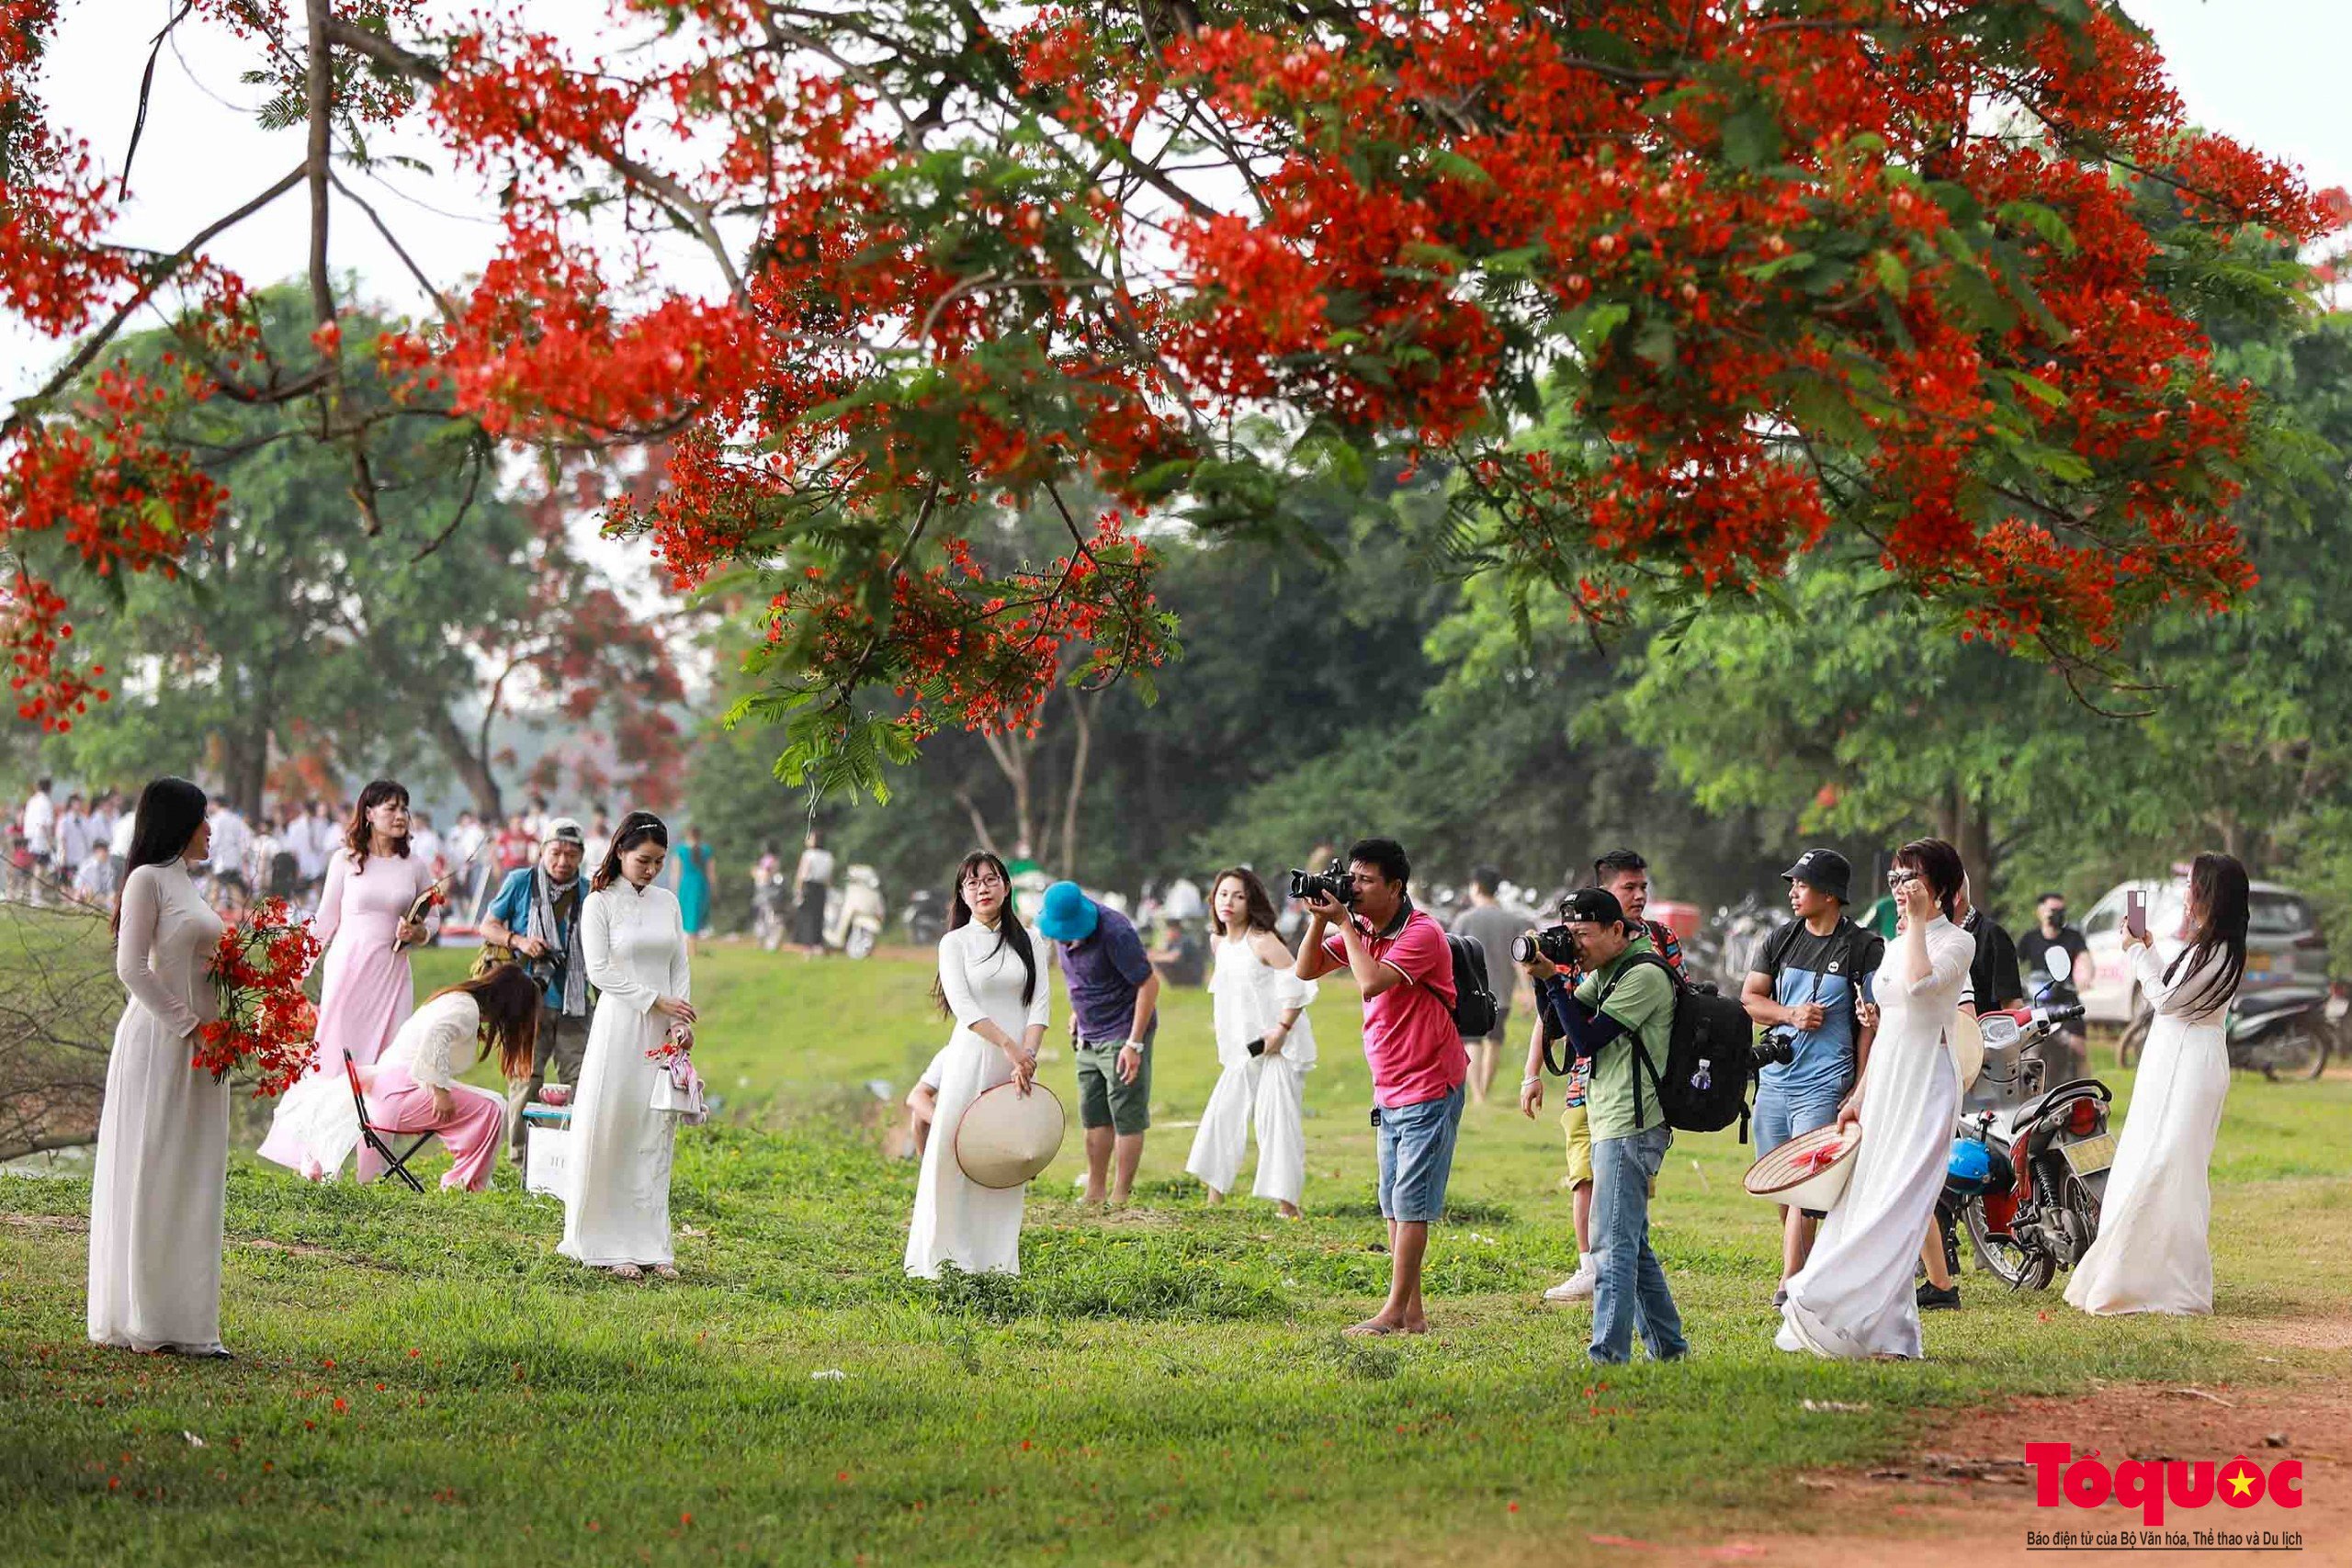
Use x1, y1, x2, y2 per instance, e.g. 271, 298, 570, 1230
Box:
1124, 1040, 1147, 1053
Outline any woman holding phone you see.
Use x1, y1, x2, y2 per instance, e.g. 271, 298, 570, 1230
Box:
2066, 854, 2249, 1316
1185, 868, 1318, 1217
1778, 838, 1976, 1360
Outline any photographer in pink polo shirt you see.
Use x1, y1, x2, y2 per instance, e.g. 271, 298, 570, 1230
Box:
1295, 837, 1464, 1337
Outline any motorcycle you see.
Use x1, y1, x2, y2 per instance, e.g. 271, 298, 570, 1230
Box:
751, 872, 788, 952
1937, 1000, 2114, 1292
900, 886, 944, 948
823, 864, 887, 959
2115, 983, 2333, 1080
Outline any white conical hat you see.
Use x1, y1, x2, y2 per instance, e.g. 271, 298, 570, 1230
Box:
1744, 1122, 1862, 1213
1947, 1008, 1984, 1089
955, 1082, 1067, 1190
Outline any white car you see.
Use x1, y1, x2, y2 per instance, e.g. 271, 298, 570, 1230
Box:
2077, 877, 2327, 1024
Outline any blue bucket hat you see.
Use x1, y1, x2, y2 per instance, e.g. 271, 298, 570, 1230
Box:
1036, 880, 1098, 942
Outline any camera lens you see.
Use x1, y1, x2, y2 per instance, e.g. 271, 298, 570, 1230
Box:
1510, 933, 1538, 965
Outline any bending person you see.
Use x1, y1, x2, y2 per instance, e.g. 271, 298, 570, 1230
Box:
1186, 868, 1317, 1217
259, 779, 438, 1181
363, 965, 541, 1192
1778, 839, 1974, 1361
2066, 853, 2248, 1316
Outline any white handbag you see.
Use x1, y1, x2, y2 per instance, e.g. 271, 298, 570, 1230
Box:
649, 1058, 708, 1124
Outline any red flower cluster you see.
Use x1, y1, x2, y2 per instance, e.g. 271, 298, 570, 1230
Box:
196, 898, 322, 1098
0, 0, 2343, 757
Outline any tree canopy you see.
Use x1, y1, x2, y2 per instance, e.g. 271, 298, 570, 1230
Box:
1, 0, 2337, 799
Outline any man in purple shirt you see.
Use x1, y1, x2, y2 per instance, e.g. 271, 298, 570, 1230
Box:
1038, 880, 1162, 1206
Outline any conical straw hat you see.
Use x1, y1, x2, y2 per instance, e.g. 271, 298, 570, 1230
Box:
1744, 1122, 1862, 1213
955, 1082, 1068, 1190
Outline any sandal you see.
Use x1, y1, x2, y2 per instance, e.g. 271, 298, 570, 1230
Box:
650, 1263, 679, 1280
607, 1263, 644, 1280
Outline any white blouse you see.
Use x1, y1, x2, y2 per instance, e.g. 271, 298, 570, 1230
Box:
2136, 941, 2236, 1024
1207, 932, 1318, 1069
115, 860, 222, 1037
584, 879, 691, 1013
937, 919, 1051, 1041
379, 992, 481, 1090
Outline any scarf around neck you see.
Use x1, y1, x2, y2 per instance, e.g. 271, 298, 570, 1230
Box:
528, 869, 589, 1016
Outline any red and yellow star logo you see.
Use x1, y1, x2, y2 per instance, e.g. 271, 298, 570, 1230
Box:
2220, 1458, 2263, 1502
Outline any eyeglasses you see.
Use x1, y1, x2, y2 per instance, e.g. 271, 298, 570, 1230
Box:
961, 872, 1007, 891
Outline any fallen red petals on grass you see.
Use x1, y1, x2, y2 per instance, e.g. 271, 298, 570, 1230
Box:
1508, 1502, 1521, 1514
680, 1513, 692, 1527
332, 1398, 346, 1413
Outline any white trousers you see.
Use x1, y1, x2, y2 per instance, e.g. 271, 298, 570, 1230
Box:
1184, 1054, 1306, 1206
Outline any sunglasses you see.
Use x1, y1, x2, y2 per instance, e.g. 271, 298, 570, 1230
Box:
1886, 870, 1921, 889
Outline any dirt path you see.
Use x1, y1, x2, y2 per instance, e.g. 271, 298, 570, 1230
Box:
1584, 1314, 2352, 1566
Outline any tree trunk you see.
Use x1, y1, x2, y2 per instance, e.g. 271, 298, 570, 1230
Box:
424, 705, 503, 819
1056, 691, 1097, 876
980, 707, 1042, 857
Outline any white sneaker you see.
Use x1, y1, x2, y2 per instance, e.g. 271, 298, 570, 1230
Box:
1544, 1257, 1598, 1303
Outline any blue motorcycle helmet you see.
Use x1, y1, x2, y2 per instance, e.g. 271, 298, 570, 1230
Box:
1946, 1137, 1995, 1192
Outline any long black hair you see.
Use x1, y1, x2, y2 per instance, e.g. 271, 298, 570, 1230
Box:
931, 850, 1036, 1018
115, 777, 208, 934
592, 809, 670, 892
2166, 852, 2250, 1016
344, 779, 412, 874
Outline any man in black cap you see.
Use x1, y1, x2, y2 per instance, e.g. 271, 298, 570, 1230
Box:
1741, 849, 1883, 1305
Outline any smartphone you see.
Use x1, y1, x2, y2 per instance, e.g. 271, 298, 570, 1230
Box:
2124, 888, 2148, 940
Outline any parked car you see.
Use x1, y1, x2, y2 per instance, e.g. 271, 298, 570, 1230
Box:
2077, 876, 2327, 1024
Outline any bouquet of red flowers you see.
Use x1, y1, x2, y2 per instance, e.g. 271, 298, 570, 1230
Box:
195, 897, 322, 1097
646, 1021, 693, 1066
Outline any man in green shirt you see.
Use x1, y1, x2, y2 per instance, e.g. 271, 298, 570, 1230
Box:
1526, 886, 1686, 1364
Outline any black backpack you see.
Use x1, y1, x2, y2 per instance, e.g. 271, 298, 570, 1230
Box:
1444, 932, 1499, 1041
1598, 953, 1761, 1140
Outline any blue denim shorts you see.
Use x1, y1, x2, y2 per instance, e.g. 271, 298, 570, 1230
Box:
1753, 1077, 1846, 1156
1753, 1077, 1846, 1218
1374, 1084, 1466, 1224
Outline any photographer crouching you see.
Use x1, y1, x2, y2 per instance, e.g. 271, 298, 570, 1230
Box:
1518, 888, 1688, 1365
1294, 839, 1464, 1337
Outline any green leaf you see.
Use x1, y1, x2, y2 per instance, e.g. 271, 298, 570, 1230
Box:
1719, 102, 1782, 171
1871, 249, 1911, 300
1633, 314, 1678, 369
1996, 199, 2079, 256
1741, 250, 1816, 284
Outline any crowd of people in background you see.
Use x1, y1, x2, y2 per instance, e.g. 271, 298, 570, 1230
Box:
54, 761, 2252, 1370
902, 830, 2251, 1367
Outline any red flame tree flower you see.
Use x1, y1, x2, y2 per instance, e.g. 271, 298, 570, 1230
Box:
0, 1, 2339, 791
195, 897, 322, 1099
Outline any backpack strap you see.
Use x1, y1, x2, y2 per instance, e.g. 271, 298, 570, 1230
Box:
1595, 950, 1675, 1128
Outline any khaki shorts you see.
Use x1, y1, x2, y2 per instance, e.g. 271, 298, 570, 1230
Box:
1560, 1101, 1593, 1188
1076, 1039, 1152, 1135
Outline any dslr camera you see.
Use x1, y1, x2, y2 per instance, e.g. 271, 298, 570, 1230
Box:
1751, 1030, 1798, 1068
1288, 860, 1357, 908
1510, 925, 1578, 967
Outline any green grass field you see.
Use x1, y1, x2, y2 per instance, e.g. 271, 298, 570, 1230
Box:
4, 942, 2346, 1565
